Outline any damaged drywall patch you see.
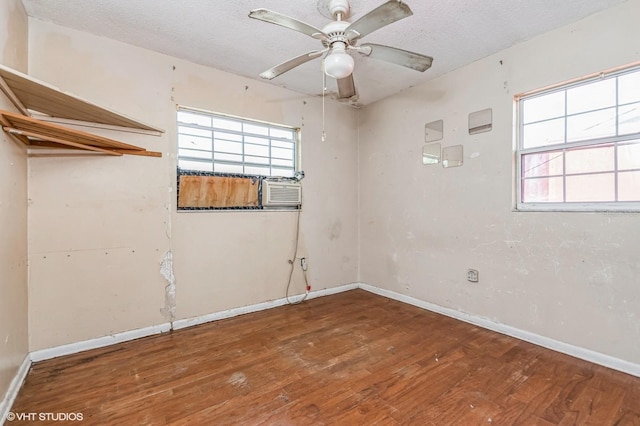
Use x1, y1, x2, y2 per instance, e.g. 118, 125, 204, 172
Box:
160, 250, 176, 326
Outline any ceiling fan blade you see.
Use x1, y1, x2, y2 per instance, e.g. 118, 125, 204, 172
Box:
359, 43, 433, 72
337, 74, 356, 99
345, 0, 413, 41
249, 9, 327, 41
259, 50, 325, 80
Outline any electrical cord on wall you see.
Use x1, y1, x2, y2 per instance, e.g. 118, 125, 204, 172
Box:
285, 209, 311, 305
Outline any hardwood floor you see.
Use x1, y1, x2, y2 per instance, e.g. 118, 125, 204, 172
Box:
10, 289, 640, 425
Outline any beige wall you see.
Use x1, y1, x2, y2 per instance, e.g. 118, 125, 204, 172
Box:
359, 0, 640, 364
19, 0, 639, 369
0, 0, 29, 403
26, 20, 358, 350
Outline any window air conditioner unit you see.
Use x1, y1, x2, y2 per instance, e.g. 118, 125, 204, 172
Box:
262, 180, 301, 207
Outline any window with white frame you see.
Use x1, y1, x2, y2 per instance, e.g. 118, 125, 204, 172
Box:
516, 65, 640, 211
177, 107, 298, 177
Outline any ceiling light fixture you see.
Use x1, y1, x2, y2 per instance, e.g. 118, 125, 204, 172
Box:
323, 42, 354, 79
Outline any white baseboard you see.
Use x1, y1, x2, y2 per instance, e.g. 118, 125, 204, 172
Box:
0, 355, 31, 425
173, 283, 358, 330
30, 283, 359, 361
30, 323, 172, 363
357, 283, 640, 378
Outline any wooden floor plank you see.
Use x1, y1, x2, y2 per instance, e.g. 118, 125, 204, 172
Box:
10, 289, 640, 425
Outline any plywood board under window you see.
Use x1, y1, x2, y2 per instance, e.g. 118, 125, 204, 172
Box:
178, 175, 259, 208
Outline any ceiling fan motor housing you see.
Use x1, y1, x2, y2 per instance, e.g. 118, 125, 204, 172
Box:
321, 20, 351, 47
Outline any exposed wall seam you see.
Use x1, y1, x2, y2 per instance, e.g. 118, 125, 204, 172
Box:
160, 250, 176, 328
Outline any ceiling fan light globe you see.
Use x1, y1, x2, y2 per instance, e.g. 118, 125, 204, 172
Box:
324, 50, 354, 79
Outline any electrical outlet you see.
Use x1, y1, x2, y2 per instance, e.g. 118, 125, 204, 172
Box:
467, 269, 479, 283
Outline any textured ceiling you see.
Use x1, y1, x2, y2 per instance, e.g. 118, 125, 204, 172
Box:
21, 0, 628, 106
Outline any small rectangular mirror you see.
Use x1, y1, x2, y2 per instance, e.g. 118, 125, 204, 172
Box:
425, 120, 443, 142
442, 145, 463, 168
469, 108, 492, 134
422, 143, 441, 165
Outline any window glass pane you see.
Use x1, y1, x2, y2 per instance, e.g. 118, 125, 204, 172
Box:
618, 71, 640, 105
521, 177, 564, 202
273, 168, 295, 178
214, 163, 243, 174
244, 144, 269, 157
178, 111, 211, 127
213, 131, 242, 142
565, 173, 615, 202
523, 118, 565, 148
522, 91, 565, 124
245, 136, 270, 145
178, 126, 211, 138
272, 140, 295, 149
567, 79, 616, 115
214, 140, 242, 154
522, 151, 564, 178
618, 171, 640, 201
179, 160, 212, 172
272, 158, 295, 167
178, 134, 212, 151
215, 153, 242, 163
270, 128, 294, 140
245, 166, 271, 175
565, 145, 614, 175
272, 147, 294, 160
566, 108, 616, 142
618, 142, 640, 170
618, 102, 640, 135
245, 155, 270, 165
212, 118, 242, 132
178, 148, 211, 160
243, 123, 269, 136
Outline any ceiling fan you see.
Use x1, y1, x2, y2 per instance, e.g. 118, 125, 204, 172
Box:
248, 0, 433, 100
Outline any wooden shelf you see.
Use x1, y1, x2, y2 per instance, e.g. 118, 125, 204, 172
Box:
0, 64, 163, 133
0, 109, 161, 157
0, 64, 163, 157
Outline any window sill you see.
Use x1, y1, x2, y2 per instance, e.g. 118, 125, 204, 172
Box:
515, 202, 640, 213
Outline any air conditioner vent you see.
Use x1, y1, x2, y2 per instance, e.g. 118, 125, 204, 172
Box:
262, 180, 301, 207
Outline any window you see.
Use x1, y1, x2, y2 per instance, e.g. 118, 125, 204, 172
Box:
516, 65, 640, 211
177, 107, 298, 177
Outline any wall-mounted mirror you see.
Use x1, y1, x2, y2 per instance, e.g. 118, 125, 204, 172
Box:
422, 143, 441, 165
442, 145, 463, 168
469, 108, 492, 134
425, 120, 443, 142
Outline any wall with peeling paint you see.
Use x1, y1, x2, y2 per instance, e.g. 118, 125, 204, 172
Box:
26, 20, 358, 351
0, 0, 29, 404
20, 0, 637, 370
359, 1, 640, 364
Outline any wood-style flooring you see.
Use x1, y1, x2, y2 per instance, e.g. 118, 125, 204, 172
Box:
10, 289, 640, 425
